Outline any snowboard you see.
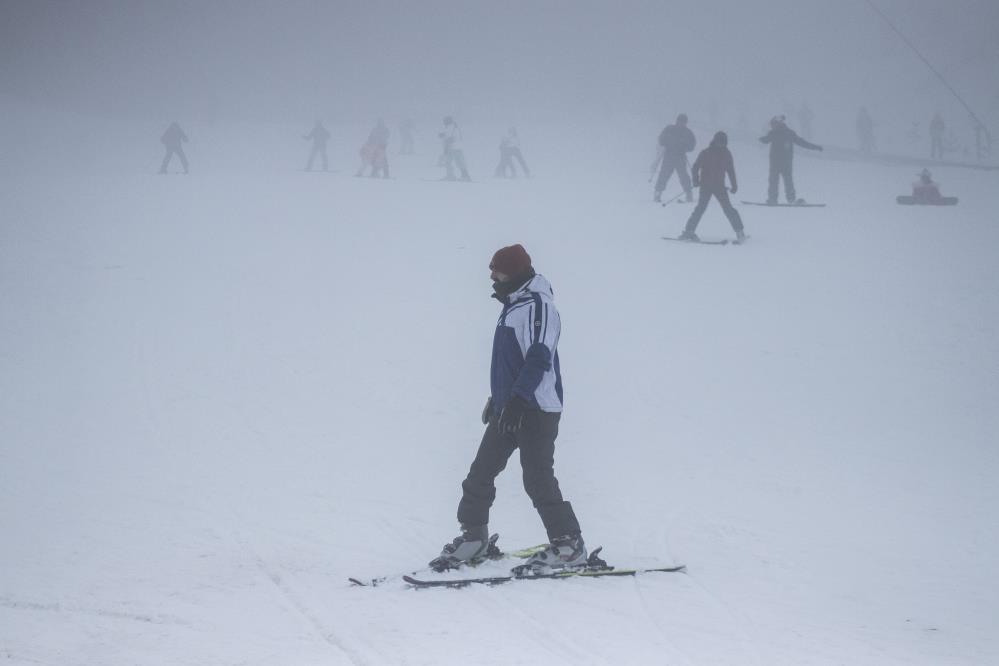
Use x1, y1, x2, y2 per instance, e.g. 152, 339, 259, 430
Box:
896, 195, 958, 206
741, 200, 826, 207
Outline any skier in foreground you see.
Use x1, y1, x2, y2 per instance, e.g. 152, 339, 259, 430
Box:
678, 131, 745, 243
759, 115, 822, 204
653, 113, 696, 203
431, 244, 586, 573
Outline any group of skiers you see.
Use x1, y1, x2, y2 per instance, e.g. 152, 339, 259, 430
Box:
650, 113, 825, 241
157, 117, 530, 182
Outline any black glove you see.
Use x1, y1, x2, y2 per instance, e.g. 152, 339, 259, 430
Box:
481, 397, 493, 425
497, 395, 528, 434
729, 184, 738, 194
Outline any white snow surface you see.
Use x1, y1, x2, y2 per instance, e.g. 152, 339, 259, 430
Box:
2, 120, 998, 666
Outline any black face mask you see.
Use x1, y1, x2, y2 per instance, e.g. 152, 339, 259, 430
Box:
491, 268, 536, 301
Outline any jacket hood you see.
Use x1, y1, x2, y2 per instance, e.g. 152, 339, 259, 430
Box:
506, 273, 554, 303
710, 131, 728, 147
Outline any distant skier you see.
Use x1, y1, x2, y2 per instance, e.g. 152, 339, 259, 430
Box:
430, 244, 586, 574
494, 127, 530, 178
303, 120, 330, 171
439, 116, 471, 181
356, 118, 390, 178
158, 121, 189, 174
399, 118, 415, 155
856, 107, 875, 155
677, 131, 745, 243
759, 115, 822, 204
911, 168, 943, 203
653, 113, 696, 202
929, 113, 945, 160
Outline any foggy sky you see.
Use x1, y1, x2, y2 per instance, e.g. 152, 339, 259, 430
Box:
2, 0, 997, 130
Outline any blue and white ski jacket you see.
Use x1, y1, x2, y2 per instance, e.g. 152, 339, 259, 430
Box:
490, 274, 563, 415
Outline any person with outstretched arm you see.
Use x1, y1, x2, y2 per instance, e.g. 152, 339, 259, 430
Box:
678, 131, 745, 243
759, 115, 822, 204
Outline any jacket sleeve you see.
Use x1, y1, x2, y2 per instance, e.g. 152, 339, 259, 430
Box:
726, 151, 737, 191
690, 152, 702, 184
759, 131, 772, 144
685, 129, 696, 153
792, 132, 820, 150
511, 299, 560, 402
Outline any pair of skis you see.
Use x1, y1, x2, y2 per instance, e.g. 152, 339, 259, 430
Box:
662, 235, 749, 246
350, 538, 686, 590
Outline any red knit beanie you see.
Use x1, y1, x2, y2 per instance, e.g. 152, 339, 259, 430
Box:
489, 244, 532, 276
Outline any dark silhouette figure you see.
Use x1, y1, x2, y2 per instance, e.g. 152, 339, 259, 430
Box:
679, 131, 744, 242
759, 116, 822, 204
356, 118, 390, 178
494, 127, 530, 178
856, 107, 875, 155
159, 122, 189, 174
303, 120, 330, 171
929, 113, 945, 160
798, 103, 814, 140
399, 118, 415, 155
653, 113, 696, 202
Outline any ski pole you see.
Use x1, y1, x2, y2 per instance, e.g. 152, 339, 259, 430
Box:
660, 191, 686, 207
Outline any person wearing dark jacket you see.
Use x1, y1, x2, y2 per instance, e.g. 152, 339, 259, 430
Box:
759, 116, 822, 204
653, 113, 696, 202
679, 131, 745, 242
430, 244, 587, 575
303, 120, 330, 171
159, 121, 189, 174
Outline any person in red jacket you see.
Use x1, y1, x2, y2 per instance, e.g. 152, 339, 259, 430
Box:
678, 131, 745, 242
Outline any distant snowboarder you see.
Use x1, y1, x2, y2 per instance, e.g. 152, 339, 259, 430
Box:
912, 168, 943, 202
159, 121, 189, 174
677, 131, 745, 243
653, 113, 696, 202
759, 115, 822, 204
929, 113, 945, 160
356, 118, 390, 178
303, 120, 330, 171
399, 118, 415, 155
430, 244, 586, 574
856, 107, 875, 155
897, 168, 957, 206
494, 127, 530, 178
439, 116, 471, 181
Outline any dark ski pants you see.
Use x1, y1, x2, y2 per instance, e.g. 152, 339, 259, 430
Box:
685, 185, 743, 233
160, 147, 189, 174
655, 156, 692, 200
457, 411, 581, 540
307, 144, 328, 171
768, 159, 795, 203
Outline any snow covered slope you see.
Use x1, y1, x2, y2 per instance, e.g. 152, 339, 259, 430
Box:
2, 121, 997, 665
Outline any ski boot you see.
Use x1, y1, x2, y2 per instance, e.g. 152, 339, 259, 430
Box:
735, 230, 746, 244
677, 229, 700, 242
429, 524, 495, 572
511, 534, 588, 576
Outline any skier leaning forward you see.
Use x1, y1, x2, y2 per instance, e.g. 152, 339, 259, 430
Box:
431, 244, 586, 573
679, 131, 745, 242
